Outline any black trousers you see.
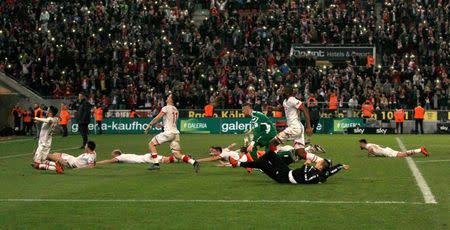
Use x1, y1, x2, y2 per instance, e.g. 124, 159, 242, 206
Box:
311, 119, 319, 133
79, 123, 89, 146
24, 122, 32, 135
415, 119, 424, 134
395, 122, 403, 134
61, 124, 68, 137
14, 120, 20, 129
96, 121, 102, 134
240, 151, 290, 183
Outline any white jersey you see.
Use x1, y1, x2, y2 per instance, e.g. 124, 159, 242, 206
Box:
161, 105, 179, 134
38, 117, 59, 146
277, 145, 294, 153
115, 153, 162, 164
219, 148, 240, 161
283, 96, 303, 127
366, 143, 398, 157
73, 152, 97, 168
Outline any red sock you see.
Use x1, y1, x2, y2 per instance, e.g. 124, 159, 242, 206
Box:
300, 151, 307, 160
245, 153, 254, 162
269, 145, 277, 152
182, 155, 189, 163
169, 156, 175, 163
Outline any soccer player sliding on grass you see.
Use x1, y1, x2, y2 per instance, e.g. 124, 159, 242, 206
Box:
196, 143, 298, 168
33, 141, 97, 174
230, 151, 349, 184
144, 94, 200, 172
196, 143, 241, 167
97, 149, 182, 164
358, 139, 429, 158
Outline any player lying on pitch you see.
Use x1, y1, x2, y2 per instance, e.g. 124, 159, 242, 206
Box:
32, 141, 97, 174
230, 151, 349, 184
196, 143, 298, 167
196, 143, 241, 166
97, 149, 182, 164
358, 139, 429, 158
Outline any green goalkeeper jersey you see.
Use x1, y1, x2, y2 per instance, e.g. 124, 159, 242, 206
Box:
250, 111, 277, 147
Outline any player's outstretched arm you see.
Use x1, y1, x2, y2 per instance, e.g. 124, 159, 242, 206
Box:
34, 117, 52, 123
97, 158, 119, 164
326, 164, 349, 178
144, 111, 165, 133
226, 143, 237, 150
196, 156, 221, 162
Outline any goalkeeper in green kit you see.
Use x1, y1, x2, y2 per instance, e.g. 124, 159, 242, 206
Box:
242, 103, 296, 165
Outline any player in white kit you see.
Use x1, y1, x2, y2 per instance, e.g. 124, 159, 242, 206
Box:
144, 94, 200, 172
97, 149, 182, 164
35, 141, 97, 174
268, 86, 324, 164
32, 106, 60, 170
196, 143, 241, 166
359, 139, 429, 158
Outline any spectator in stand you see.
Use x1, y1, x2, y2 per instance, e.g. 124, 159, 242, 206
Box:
414, 103, 425, 134
0, 0, 448, 113
361, 100, 374, 120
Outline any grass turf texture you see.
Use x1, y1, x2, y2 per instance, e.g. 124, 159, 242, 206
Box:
0, 134, 448, 229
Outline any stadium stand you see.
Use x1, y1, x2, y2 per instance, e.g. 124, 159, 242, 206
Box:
0, 0, 448, 111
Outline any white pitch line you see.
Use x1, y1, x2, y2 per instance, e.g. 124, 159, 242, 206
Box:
415, 159, 450, 163
396, 137, 437, 204
0, 198, 429, 205
0, 147, 79, 159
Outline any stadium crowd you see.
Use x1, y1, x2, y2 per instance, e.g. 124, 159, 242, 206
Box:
0, 0, 449, 112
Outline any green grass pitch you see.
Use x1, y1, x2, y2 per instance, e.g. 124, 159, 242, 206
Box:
0, 134, 449, 229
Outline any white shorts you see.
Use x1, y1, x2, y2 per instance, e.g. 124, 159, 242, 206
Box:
61, 153, 77, 168
276, 125, 305, 149
151, 131, 181, 152
375, 148, 399, 157
33, 145, 51, 163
